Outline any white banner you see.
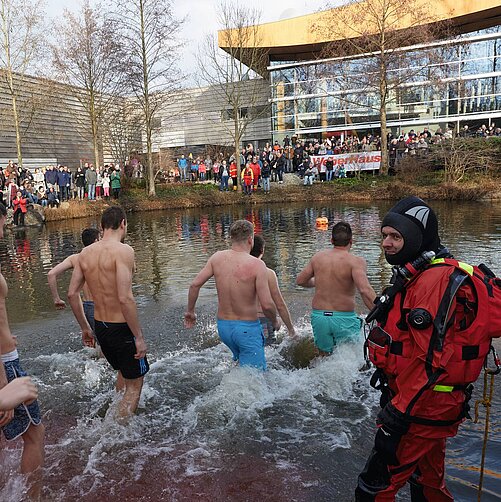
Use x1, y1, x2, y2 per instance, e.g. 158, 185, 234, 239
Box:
311, 151, 381, 172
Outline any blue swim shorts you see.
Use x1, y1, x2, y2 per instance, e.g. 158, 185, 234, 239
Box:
217, 319, 266, 370
2, 358, 42, 441
311, 310, 362, 354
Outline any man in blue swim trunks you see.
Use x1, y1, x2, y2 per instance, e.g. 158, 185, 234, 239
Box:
250, 234, 296, 345
184, 219, 280, 370
0, 202, 45, 499
297, 221, 376, 355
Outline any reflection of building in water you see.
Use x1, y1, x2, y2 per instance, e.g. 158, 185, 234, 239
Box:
39, 238, 53, 269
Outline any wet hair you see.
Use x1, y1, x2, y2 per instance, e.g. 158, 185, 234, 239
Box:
250, 234, 265, 257
332, 221, 352, 246
0, 202, 6, 217
101, 206, 126, 230
81, 228, 100, 247
230, 219, 253, 243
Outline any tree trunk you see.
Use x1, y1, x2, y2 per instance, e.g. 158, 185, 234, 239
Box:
10, 90, 23, 167
379, 60, 389, 175
89, 92, 100, 168
380, 104, 388, 175
234, 120, 242, 191
146, 129, 155, 196
234, 112, 242, 191
139, 0, 155, 197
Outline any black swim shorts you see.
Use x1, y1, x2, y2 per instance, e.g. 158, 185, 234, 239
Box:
94, 320, 149, 379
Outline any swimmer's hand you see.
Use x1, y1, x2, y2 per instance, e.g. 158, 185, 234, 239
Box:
0, 377, 38, 413
134, 337, 147, 359
272, 318, 282, 332
54, 299, 66, 310
0, 407, 14, 426
184, 311, 196, 328
82, 328, 96, 348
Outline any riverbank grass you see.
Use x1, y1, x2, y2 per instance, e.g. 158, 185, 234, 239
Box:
42, 173, 501, 222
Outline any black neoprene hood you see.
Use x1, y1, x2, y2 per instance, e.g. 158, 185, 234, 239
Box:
381, 196, 441, 265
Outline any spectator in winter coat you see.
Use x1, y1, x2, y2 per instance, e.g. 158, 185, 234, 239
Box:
85, 167, 97, 200
110, 169, 121, 199
13, 191, 27, 226
75, 167, 86, 199
45, 166, 58, 192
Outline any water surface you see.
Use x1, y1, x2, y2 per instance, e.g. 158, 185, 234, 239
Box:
0, 200, 500, 501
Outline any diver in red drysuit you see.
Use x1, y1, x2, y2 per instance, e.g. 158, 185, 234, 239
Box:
355, 196, 501, 502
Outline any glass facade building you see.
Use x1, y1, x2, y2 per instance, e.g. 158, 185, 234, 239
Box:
269, 28, 501, 141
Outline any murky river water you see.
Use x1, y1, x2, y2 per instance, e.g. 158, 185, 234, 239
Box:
0, 200, 500, 501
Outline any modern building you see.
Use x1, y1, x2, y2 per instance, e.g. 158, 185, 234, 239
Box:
0, 71, 97, 167
219, 0, 501, 144
150, 79, 270, 158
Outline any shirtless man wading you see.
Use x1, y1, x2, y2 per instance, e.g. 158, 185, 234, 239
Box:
68, 207, 148, 418
250, 234, 295, 343
48, 228, 100, 345
296, 221, 376, 354
0, 202, 45, 500
184, 219, 280, 370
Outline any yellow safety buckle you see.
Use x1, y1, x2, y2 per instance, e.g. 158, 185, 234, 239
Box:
433, 384, 454, 392
431, 258, 445, 265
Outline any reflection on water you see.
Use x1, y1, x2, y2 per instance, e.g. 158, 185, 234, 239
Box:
0, 200, 500, 501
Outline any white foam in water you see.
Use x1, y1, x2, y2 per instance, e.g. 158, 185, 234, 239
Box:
177, 317, 375, 451
29, 318, 379, 500
0, 473, 28, 502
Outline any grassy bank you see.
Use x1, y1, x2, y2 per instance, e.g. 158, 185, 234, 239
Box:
42, 174, 501, 222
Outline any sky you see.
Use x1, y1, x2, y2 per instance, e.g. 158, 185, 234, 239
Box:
46, 0, 332, 79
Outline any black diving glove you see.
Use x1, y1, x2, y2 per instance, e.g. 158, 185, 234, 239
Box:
374, 403, 410, 466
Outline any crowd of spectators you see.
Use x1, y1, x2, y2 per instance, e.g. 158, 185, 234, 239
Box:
0, 161, 123, 225
173, 120, 498, 190
173, 136, 362, 193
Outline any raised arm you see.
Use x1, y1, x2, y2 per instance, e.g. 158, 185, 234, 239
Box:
256, 262, 279, 331
352, 257, 376, 310
268, 269, 295, 336
0, 377, 38, 411
68, 260, 95, 347
116, 246, 146, 359
184, 257, 215, 328
47, 254, 77, 309
296, 260, 315, 288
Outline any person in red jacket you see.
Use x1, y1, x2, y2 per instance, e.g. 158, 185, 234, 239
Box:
229, 160, 238, 190
249, 156, 261, 192
356, 196, 501, 502
12, 191, 27, 226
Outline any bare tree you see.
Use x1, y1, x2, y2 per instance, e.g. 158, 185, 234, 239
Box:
196, 2, 269, 187
115, 0, 182, 196
0, 0, 45, 167
101, 96, 142, 170
52, 1, 125, 169
316, 0, 450, 173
